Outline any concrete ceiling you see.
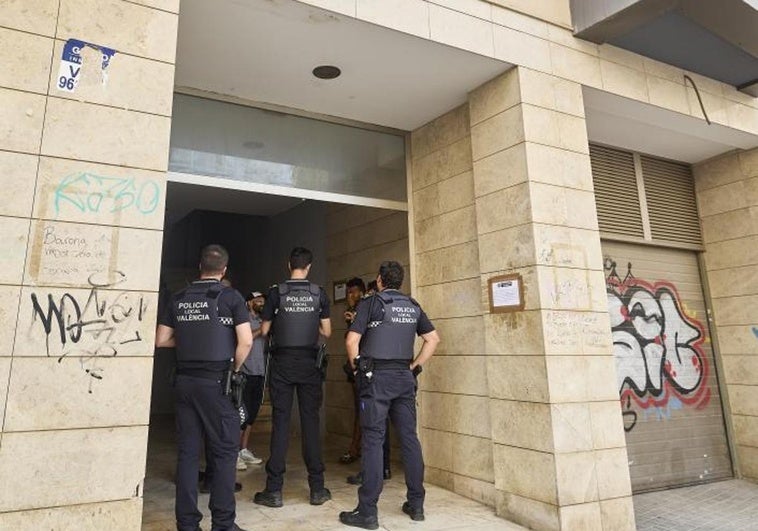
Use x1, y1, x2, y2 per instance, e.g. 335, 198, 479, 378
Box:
174, 0, 510, 130
584, 87, 758, 163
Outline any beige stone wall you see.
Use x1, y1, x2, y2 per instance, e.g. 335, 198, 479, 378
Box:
469, 67, 633, 531
410, 105, 497, 504
297, 0, 757, 136
0, 0, 178, 525
323, 205, 410, 444
408, 67, 636, 530
694, 148, 758, 482
486, 0, 571, 28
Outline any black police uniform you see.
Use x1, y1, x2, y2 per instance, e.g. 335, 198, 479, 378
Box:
262, 280, 330, 494
160, 279, 249, 531
349, 289, 435, 520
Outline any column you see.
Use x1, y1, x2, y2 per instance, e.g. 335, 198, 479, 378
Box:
410, 105, 498, 505
694, 148, 758, 482
469, 67, 635, 531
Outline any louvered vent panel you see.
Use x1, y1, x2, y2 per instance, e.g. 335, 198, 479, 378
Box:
641, 155, 702, 246
589, 144, 645, 239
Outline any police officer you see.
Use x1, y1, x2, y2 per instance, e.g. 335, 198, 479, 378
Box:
253, 246, 332, 508
155, 244, 252, 531
339, 261, 440, 530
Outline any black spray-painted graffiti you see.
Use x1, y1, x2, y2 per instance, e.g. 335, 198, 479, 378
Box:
54, 172, 160, 217
605, 260, 711, 432
30, 272, 147, 392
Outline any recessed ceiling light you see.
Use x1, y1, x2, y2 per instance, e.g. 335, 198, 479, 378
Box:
313, 65, 341, 80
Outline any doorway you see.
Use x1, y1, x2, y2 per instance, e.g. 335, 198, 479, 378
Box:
142, 181, 411, 527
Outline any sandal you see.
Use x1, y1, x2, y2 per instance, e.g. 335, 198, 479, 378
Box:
339, 452, 359, 464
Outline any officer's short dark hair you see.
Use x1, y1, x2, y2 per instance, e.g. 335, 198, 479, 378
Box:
378, 261, 404, 290
346, 277, 365, 292
200, 244, 229, 274
289, 247, 313, 270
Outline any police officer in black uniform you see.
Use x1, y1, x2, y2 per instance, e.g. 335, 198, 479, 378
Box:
253, 246, 332, 508
339, 261, 440, 530
155, 244, 252, 531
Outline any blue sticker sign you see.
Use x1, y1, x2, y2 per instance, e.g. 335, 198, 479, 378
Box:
57, 39, 117, 93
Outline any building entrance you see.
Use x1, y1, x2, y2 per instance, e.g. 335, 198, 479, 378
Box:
143, 181, 411, 526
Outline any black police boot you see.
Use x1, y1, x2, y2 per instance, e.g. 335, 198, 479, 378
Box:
229, 525, 248, 531
346, 471, 363, 485
402, 501, 425, 521
253, 490, 283, 508
310, 487, 332, 505
338, 509, 379, 530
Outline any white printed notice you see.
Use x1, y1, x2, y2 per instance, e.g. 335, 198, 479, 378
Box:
487, 273, 524, 313
491, 278, 521, 308
56, 39, 116, 93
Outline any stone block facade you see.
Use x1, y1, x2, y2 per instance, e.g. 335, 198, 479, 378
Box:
695, 148, 758, 482
298, 0, 758, 137
0, 0, 756, 528
0, 0, 178, 523
409, 67, 636, 530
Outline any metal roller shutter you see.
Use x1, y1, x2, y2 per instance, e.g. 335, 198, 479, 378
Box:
603, 242, 731, 491
591, 143, 732, 492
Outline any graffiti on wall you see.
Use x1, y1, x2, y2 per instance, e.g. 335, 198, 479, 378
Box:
54, 172, 160, 218
29, 272, 148, 392
605, 259, 711, 432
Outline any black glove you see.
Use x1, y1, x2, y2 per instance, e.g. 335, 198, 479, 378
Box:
342, 361, 355, 382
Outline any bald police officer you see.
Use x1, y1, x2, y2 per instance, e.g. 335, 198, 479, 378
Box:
155, 244, 252, 531
339, 261, 440, 530
254, 247, 332, 508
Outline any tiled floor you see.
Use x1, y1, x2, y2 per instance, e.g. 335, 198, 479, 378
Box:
634, 479, 758, 531
142, 418, 524, 531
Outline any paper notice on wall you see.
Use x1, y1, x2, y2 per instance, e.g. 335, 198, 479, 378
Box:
333, 282, 347, 302
492, 278, 521, 307
29, 221, 114, 285
56, 38, 116, 93
487, 273, 524, 313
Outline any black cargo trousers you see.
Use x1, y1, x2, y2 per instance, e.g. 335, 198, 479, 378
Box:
175, 374, 239, 531
265, 350, 326, 493
357, 368, 425, 518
